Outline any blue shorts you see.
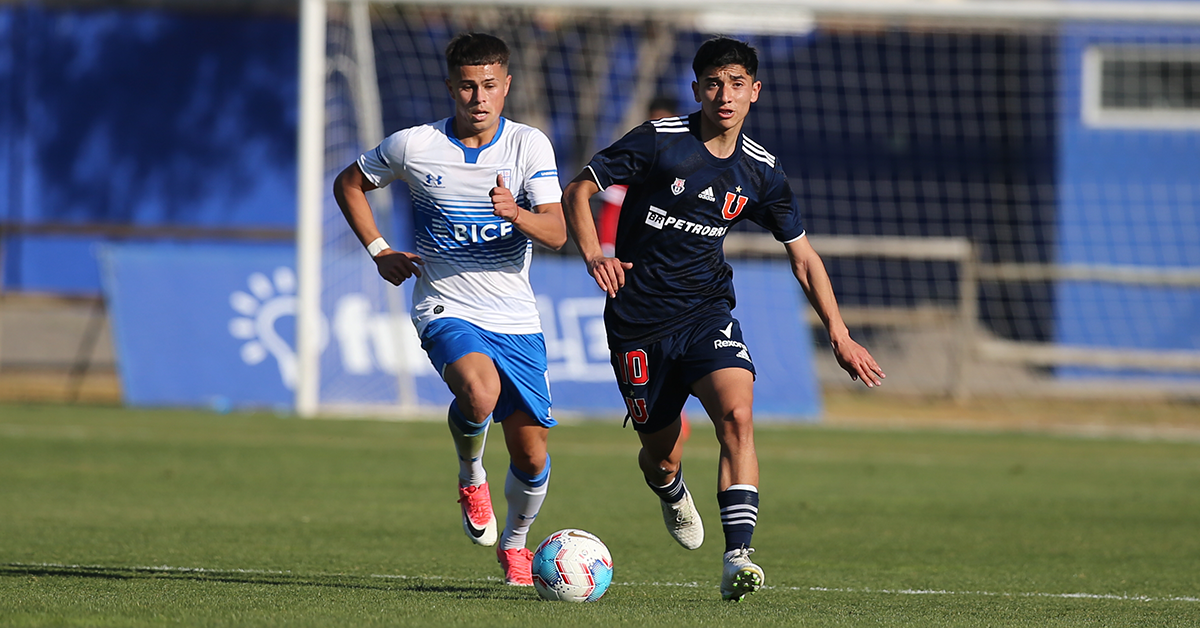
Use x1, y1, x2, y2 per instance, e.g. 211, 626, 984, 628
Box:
609, 316, 756, 433
421, 317, 556, 428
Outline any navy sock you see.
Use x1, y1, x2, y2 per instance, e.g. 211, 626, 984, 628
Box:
646, 468, 687, 504
718, 485, 759, 552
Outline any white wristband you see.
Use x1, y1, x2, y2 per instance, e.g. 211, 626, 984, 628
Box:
366, 237, 390, 258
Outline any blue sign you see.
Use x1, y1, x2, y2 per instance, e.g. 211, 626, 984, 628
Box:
99, 243, 820, 419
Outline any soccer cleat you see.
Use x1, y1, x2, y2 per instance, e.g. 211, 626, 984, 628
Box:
720, 547, 765, 601
457, 482, 498, 547
497, 547, 534, 586
660, 488, 704, 550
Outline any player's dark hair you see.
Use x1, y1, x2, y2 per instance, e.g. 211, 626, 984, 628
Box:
648, 95, 679, 115
692, 37, 758, 79
445, 33, 510, 73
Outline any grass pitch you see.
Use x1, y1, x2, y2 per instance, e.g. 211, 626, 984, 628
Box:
1, 403, 1198, 627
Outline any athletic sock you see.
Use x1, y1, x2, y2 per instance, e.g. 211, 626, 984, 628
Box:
718, 484, 759, 552
499, 455, 551, 551
447, 400, 489, 486
646, 467, 687, 504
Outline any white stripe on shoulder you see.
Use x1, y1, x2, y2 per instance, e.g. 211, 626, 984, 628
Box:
651, 116, 686, 127
741, 137, 777, 167
651, 116, 688, 133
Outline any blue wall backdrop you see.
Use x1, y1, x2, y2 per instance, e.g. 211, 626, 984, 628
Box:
1, 6, 297, 293
1057, 23, 1200, 380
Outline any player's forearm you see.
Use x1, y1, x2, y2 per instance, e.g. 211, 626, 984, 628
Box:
513, 207, 567, 251
788, 241, 851, 344
333, 166, 386, 250
563, 180, 604, 261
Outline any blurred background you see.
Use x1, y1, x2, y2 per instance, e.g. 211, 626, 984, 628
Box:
2, 0, 1198, 423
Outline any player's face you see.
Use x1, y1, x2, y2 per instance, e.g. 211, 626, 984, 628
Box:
692, 64, 761, 132
446, 64, 511, 141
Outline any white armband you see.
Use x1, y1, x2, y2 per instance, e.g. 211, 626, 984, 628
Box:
366, 237, 390, 258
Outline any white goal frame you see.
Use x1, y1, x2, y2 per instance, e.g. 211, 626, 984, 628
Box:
297, 0, 1200, 415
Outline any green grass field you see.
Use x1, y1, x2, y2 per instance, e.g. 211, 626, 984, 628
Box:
2, 404, 1198, 627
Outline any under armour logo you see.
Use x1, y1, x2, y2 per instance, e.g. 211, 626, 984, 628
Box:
425, 173, 444, 187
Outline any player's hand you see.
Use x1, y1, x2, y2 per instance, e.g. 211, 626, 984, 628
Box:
491, 174, 523, 224
587, 255, 633, 298
831, 336, 885, 388
373, 249, 424, 286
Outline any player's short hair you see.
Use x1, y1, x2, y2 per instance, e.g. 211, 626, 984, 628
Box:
445, 33, 510, 73
692, 37, 758, 79
648, 95, 679, 115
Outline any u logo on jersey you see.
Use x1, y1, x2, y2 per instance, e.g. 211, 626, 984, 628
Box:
721, 192, 749, 220
671, 178, 686, 196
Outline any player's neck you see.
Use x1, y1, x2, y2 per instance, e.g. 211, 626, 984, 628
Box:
452, 116, 501, 148
698, 117, 742, 159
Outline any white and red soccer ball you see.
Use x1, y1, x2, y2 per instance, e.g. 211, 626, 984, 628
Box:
530, 529, 614, 602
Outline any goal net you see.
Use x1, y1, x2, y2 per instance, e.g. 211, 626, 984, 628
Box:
298, 0, 1200, 417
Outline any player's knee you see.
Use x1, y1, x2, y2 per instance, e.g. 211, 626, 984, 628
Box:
457, 380, 500, 419
715, 406, 754, 438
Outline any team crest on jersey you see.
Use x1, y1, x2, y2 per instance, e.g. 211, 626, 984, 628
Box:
496, 168, 513, 188
698, 186, 716, 202
721, 192, 750, 220
671, 178, 686, 196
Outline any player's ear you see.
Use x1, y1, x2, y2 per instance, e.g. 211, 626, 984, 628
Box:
750, 80, 762, 103
503, 72, 512, 96
691, 80, 700, 103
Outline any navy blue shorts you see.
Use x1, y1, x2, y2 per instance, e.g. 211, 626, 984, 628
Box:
609, 316, 755, 433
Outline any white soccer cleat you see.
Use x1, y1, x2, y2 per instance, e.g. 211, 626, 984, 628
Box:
660, 488, 704, 550
457, 482, 498, 547
720, 547, 765, 601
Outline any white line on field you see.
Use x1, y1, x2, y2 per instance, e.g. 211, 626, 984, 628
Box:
6, 563, 1197, 603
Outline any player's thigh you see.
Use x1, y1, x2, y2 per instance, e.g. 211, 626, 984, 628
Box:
691, 367, 755, 423
421, 318, 502, 405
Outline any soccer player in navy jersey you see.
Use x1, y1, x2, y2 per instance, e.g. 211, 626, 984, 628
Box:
334, 33, 567, 587
563, 37, 885, 601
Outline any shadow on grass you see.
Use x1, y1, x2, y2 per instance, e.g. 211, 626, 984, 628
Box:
1, 563, 521, 600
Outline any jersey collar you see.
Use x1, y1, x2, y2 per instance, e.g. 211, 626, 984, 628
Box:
688, 112, 743, 168
444, 116, 507, 164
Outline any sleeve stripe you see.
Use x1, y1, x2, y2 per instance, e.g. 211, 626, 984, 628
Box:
529, 169, 558, 179
783, 230, 807, 244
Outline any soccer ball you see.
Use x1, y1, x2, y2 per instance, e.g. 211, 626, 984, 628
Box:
531, 528, 614, 602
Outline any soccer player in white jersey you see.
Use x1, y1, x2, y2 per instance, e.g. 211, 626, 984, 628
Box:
563, 37, 884, 601
333, 33, 567, 587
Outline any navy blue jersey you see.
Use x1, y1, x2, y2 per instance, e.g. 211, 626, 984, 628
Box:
586, 112, 806, 350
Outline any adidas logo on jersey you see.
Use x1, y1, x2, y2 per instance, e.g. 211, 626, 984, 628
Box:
698, 187, 715, 202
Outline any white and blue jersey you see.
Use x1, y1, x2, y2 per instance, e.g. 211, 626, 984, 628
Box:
357, 117, 562, 336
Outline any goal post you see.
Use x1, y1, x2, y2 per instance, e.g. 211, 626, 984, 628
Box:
297, 0, 1200, 416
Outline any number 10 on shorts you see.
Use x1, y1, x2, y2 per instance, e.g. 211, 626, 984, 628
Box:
617, 350, 649, 424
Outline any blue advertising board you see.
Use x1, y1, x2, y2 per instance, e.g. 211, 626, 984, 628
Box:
100, 243, 821, 419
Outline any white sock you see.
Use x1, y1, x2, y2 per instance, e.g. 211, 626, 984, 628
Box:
499, 457, 550, 551
447, 405, 488, 486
